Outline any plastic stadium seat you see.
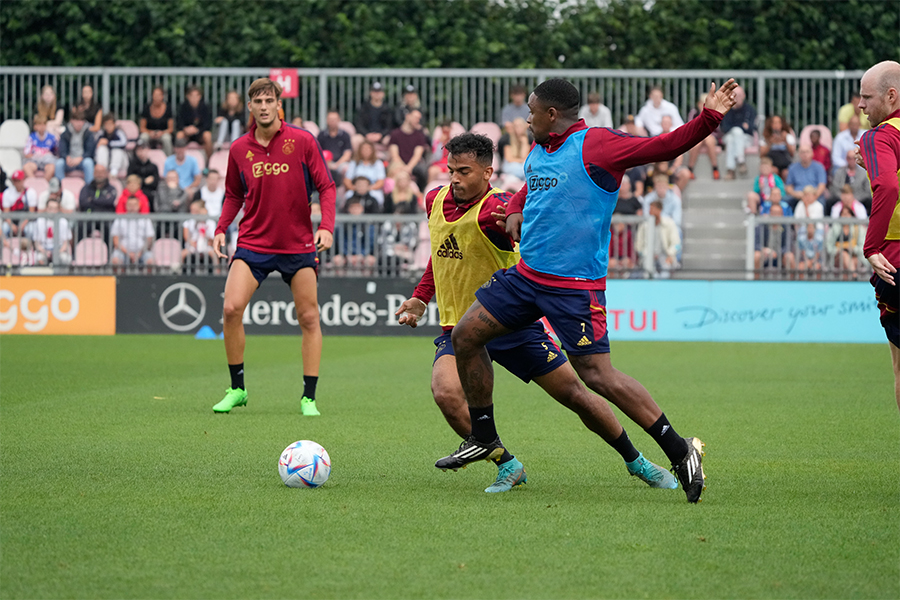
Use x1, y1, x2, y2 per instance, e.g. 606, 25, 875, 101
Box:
152, 238, 182, 268
0, 119, 30, 150
23, 177, 48, 197
469, 122, 502, 145
0, 148, 23, 174
450, 122, 467, 138
799, 125, 833, 150
185, 148, 206, 171
61, 177, 85, 198
72, 238, 109, 266
338, 121, 356, 136
302, 121, 320, 137
146, 149, 167, 176
116, 119, 140, 150
208, 150, 229, 177
110, 178, 123, 196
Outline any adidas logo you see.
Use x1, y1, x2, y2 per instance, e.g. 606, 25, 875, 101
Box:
245, 150, 254, 160
436, 233, 464, 259
476, 414, 491, 421
546, 351, 558, 363
576, 336, 591, 346
526, 164, 532, 173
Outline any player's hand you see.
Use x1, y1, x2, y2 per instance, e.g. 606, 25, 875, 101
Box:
505, 212, 524, 242
704, 79, 738, 115
854, 141, 866, 169
213, 232, 227, 259
492, 203, 508, 228
868, 253, 896, 285
395, 297, 427, 328
315, 230, 333, 252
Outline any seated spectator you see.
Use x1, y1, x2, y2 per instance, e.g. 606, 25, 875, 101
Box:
385, 169, 422, 214
156, 170, 188, 214
829, 184, 869, 219
317, 109, 353, 185
831, 115, 864, 171
139, 86, 174, 155
353, 81, 394, 145
754, 202, 795, 275
621, 114, 648, 138
427, 120, 453, 183
826, 204, 866, 277
215, 90, 245, 150
793, 185, 825, 222
625, 162, 648, 197
116, 174, 151, 213
378, 217, 419, 274
501, 117, 530, 182
333, 193, 378, 271
37, 177, 77, 213
344, 176, 382, 214
110, 196, 155, 266
837, 92, 870, 132
636, 200, 681, 277
55, 108, 96, 183
635, 86, 683, 137
176, 85, 213, 158
2, 170, 37, 238
608, 219, 635, 273
758, 187, 793, 217
388, 109, 429, 189
829, 155, 872, 214
95, 113, 128, 179
499, 84, 530, 131
127, 139, 161, 206
786, 146, 827, 208
394, 84, 427, 132
579, 92, 613, 128
659, 116, 686, 173
27, 197, 72, 265
164, 138, 202, 198
182, 199, 218, 265
641, 172, 682, 233
22, 114, 58, 181
343, 141, 386, 205
809, 130, 831, 175
759, 115, 796, 179
36, 84, 64, 137
747, 156, 788, 214
69, 84, 102, 133
78, 165, 117, 213
796, 222, 824, 277
613, 175, 642, 215
685, 94, 720, 180
720, 86, 756, 179
194, 169, 224, 220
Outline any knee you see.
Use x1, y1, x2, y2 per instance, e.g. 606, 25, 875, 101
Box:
296, 305, 320, 331
223, 299, 245, 322
431, 382, 463, 412
450, 325, 475, 356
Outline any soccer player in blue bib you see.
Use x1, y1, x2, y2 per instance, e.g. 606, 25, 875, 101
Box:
442, 78, 738, 503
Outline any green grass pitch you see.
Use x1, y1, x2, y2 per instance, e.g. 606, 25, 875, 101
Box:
1, 335, 897, 599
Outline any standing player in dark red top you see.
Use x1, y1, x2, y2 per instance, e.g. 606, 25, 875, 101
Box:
211, 78, 336, 416
857, 60, 900, 411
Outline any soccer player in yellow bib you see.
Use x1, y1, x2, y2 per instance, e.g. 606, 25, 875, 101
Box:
395, 133, 675, 493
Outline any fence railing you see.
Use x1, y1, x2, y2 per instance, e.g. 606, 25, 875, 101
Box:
1, 67, 865, 133
745, 215, 873, 281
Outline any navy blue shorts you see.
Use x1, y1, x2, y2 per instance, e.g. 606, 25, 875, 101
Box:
433, 321, 567, 383
232, 247, 318, 286
474, 265, 611, 355
872, 274, 900, 348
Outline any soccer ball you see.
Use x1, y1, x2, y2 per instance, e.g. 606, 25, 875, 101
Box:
278, 440, 331, 488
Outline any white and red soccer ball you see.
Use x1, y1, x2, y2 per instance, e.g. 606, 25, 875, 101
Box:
278, 440, 331, 488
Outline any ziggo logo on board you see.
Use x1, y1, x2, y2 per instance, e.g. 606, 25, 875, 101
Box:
0, 289, 79, 332
0, 277, 115, 335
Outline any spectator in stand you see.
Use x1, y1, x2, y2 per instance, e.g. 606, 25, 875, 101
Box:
809, 130, 831, 175
194, 168, 225, 220
636, 200, 681, 277
127, 139, 160, 206
635, 86, 684, 137
837, 92, 870, 131
608, 218, 635, 274
164, 138, 201, 198
95, 113, 128, 179
182, 199, 218, 265
139, 86, 174, 155
796, 222, 824, 277
793, 185, 826, 224
685, 94, 720, 180
115, 174, 151, 213
578, 92, 613, 128
69, 84, 102, 133
384, 169, 422, 214
379, 213, 419, 274
36, 85, 64, 137
156, 170, 188, 214
78, 164, 117, 214
829, 149, 872, 213
499, 84, 530, 131
754, 202, 795, 275
613, 175, 642, 215
176, 85, 213, 159
831, 115, 864, 171
720, 86, 756, 179
427, 120, 453, 183
343, 176, 382, 214
343, 140, 386, 205
2, 170, 37, 237
317, 109, 353, 185
659, 116, 686, 173
829, 184, 869, 219
55, 108, 96, 183
37, 177, 76, 213
747, 157, 789, 215
28, 197, 72, 264
621, 113, 648, 138
641, 172, 682, 234
786, 145, 827, 208
22, 114, 58, 180
759, 115, 796, 179
388, 109, 430, 190
501, 117, 530, 181
826, 204, 866, 276
333, 182, 379, 272
110, 195, 155, 266
353, 81, 394, 145
625, 162, 648, 197
395, 84, 427, 131
215, 90, 245, 150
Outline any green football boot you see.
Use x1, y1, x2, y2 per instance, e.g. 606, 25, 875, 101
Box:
213, 387, 248, 413
484, 457, 527, 493
626, 452, 678, 489
300, 396, 321, 416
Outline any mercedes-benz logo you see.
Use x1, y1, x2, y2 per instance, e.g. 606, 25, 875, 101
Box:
158, 283, 207, 332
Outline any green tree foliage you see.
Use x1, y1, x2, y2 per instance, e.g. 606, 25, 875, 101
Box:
1, 0, 897, 70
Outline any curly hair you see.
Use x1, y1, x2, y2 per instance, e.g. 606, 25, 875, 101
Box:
444, 132, 495, 167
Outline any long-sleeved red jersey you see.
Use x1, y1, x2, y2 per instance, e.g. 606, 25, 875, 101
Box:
216, 119, 336, 254
859, 110, 900, 266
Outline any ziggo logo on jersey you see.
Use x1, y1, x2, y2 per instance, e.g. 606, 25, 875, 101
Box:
0, 289, 79, 332
252, 162, 291, 178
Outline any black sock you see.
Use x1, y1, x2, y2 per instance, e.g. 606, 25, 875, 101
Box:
491, 449, 514, 465
608, 429, 640, 463
644, 413, 689, 464
229, 363, 245, 390
712, 166, 720, 173
303, 375, 318, 400
469, 405, 498, 443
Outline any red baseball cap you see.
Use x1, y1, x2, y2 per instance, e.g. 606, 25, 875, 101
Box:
10, 170, 24, 180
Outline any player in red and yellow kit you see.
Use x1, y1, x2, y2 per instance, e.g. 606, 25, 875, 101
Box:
211, 78, 336, 416
394, 133, 676, 493
857, 60, 900, 410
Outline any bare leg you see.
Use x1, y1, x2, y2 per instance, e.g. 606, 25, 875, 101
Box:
568, 353, 662, 428
222, 259, 257, 364
432, 354, 472, 438
450, 300, 511, 409
533, 361, 623, 443
892, 342, 900, 412
290, 267, 322, 377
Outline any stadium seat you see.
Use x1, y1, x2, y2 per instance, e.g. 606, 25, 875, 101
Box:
24, 177, 48, 197
450, 122, 467, 138
338, 121, 356, 137
799, 125, 833, 150
185, 148, 206, 171
61, 176, 85, 198
469, 122, 502, 145
0, 148, 23, 174
110, 178, 123, 196
72, 238, 109, 266
302, 121, 320, 137
152, 238, 182, 268
116, 119, 140, 150
0, 119, 30, 150
0, 247, 10, 265
208, 150, 229, 177
146, 149, 167, 176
